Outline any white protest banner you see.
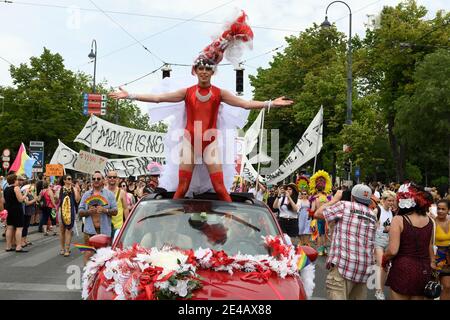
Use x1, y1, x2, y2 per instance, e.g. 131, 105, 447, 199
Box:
50, 140, 165, 177
242, 156, 266, 183
248, 151, 273, 165
265, 107, 323, 184
243, 109, 263, 155
74, 115, 165, 157
74, 150, 108, 175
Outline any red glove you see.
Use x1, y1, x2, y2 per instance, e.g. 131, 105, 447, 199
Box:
308, 209, 315, 219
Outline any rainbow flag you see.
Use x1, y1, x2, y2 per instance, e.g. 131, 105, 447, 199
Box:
297, 247, 311, 271
74, 243, 97, 253
85, 195, 109, 207
9, 143, 36, 178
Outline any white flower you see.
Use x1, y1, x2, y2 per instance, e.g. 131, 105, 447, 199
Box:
399, 198, 416, 209
146, 250, 188, 279
169, 280, 189, 297
155, 281, 169, 290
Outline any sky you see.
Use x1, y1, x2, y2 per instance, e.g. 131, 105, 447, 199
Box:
0, 0, 448, 115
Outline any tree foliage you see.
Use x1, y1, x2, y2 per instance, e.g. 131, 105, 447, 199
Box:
249, 0, 449, 186
0, 48, 159, 165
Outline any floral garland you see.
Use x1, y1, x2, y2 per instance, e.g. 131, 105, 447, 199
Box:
82, 235, 302, 300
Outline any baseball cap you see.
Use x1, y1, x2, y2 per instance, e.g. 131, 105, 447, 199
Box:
147, 162, 162, 176
351, 184, 372, 205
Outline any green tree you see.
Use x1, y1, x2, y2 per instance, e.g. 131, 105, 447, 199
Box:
357, 0, 450, 182
249, 24, 350, 180
0, 48, 163, 166
0, 48, 89, 163
395, 49, 450, 187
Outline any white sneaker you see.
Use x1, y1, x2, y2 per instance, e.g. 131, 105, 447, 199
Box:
375, 290, 385, 300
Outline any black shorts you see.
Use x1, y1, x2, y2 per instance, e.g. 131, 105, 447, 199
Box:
6, 210, 24, 228
278, 217, 299, 238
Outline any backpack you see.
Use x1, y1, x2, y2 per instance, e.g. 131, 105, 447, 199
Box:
39, 190, 48, 209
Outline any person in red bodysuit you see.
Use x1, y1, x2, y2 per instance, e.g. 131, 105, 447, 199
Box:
110, 11, 293, 202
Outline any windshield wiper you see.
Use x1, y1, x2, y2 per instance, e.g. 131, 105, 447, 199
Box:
137, 209, 184, 224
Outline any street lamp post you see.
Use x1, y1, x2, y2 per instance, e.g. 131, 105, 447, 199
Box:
321, 1, 353, 125
88, 40, 97, 172
88, 40, 97, 94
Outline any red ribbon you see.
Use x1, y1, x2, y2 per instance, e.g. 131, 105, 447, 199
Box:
240, 270, 285, 300
240, 270, 271, 284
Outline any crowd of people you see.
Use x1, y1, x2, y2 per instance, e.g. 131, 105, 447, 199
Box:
239, 171, 450, 300
0, 163, 163, 259
1, 165, 449, 301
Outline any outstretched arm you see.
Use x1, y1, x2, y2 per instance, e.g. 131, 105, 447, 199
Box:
221, 89, 294, 110
109, 86, 187, 103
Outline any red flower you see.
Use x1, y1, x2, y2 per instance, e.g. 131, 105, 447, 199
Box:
210, 250, 235, 268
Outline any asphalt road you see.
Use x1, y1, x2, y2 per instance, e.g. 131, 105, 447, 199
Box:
0, 224, 386, 300
0, 224, 84, 300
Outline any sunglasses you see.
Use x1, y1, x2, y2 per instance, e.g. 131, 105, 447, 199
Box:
93, 177, 102, 181
120, 184, 127, 188
65, 177, 72, 181
107, 176, 117, 179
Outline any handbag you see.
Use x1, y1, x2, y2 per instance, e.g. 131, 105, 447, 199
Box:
424, 218, 442, 299
424, 270, 441, 299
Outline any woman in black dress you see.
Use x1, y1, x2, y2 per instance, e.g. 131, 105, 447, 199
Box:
4, 174, 27, 253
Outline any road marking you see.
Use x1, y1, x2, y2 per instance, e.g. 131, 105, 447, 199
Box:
11, 243, 61, 267
63, 255, 84, 268
0, 282, 79, 292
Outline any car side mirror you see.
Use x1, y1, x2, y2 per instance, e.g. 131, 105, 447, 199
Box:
89, 234, 111, 249
297, 245, 318, 263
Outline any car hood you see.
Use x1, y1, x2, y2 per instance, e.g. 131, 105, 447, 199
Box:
193, 269, 305, 300
90, 269, 306, 300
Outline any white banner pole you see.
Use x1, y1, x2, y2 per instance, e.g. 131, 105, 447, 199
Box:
313, 106, 324, 174
256, 108, 265, 193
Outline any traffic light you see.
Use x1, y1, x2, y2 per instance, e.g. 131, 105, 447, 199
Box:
235, 67, 244, 95
162, 64, 172, 79
344, 161, 351, 172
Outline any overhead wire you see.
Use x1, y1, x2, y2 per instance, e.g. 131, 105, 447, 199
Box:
88, 0, 165, 64
0, 55, 14, 66
113, 64, 165, 89
0, 0, 404, 90
75, 0, 237, 69
1, 0, 300, 33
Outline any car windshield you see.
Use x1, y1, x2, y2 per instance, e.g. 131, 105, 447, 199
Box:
118, 199, 279, 255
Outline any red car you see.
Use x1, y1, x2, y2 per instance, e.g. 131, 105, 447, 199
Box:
86, 193, 317, 300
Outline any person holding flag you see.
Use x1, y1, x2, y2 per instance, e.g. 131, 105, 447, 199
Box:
4, 174, 27, 253
9, 143, 36, 179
